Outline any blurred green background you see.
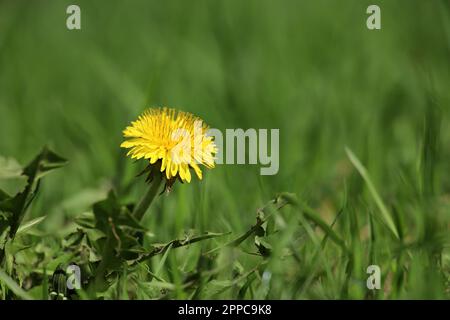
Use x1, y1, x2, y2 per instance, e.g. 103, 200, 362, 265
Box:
0, 0, 449, 299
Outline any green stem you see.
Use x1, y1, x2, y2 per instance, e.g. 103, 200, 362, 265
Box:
133, 174, 163, 221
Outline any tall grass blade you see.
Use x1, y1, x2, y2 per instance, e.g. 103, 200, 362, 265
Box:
0, 267, 33, 300
345, 147, 399, 239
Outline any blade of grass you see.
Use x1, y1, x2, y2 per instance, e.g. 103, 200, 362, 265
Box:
16, 216, 46, 235
154, 243, 172, 278
0, 267, 33, 300
345, 147, 399, 239
281, 193, 348, 252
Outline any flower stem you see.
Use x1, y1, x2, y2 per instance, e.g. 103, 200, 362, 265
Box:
132, 174, 163, 221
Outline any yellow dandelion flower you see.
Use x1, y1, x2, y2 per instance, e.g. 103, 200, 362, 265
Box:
121, 107, 216, 185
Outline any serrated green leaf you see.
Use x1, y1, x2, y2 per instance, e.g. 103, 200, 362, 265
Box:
2, 147, 67, 240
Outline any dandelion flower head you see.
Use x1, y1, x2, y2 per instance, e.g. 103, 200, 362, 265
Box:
121, 107, 216, 184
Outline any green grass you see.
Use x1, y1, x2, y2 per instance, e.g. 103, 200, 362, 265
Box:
0, 0, 449, 299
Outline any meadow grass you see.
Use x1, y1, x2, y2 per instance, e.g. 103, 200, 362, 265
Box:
0, 0, 449, 299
